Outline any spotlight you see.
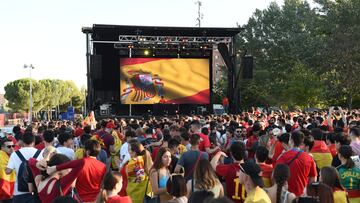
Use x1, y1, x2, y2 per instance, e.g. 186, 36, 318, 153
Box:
144, 50, 150, 55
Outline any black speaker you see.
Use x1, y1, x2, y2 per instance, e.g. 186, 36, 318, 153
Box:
90, 55, 102, 79
242, 56, 253, 79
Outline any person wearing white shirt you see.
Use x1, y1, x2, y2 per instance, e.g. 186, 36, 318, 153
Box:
6, 132, 41, 203
38, 129, 55, 159
119, 130, 137, 168
56, 132, 75, 160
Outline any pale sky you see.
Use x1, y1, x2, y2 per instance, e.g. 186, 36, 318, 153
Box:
0, 0, 285, 94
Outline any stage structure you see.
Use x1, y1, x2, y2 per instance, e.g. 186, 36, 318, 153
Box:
82, 24, 241, 116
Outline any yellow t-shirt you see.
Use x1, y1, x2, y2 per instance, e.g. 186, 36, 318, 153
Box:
244, 186, 271, 203
333, 190, 348, 203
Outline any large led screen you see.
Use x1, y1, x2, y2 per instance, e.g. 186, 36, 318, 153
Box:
120, 58, 210, 104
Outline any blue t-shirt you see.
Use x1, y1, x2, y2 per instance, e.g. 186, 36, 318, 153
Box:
177, 150, 208, 181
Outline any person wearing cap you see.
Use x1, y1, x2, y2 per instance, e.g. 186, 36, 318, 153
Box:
239, 161, 271, 203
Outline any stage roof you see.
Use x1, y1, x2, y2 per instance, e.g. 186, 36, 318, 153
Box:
83, 24, 242, 41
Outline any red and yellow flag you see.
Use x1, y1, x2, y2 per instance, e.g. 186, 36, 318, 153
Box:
311, 140, 333, 169
120, 58, 210, 104
0, 150, 15, 200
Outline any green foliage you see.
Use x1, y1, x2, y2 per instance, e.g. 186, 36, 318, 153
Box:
4, 79, 85, 114
213, 66, 228, 103
223, 0, 360, 109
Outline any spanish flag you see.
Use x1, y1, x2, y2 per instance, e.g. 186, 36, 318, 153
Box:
259, 163, 273, 187
126, 156, 149, 203
311, 140, 333, 169
0, 150, 15, 200
120, 58, 210, 104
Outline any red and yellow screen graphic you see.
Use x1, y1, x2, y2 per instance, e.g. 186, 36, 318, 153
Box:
120, 58, 210, 104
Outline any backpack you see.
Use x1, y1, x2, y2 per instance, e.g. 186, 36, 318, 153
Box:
15, 149, 41, 192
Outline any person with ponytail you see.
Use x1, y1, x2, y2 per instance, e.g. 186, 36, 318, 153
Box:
149, 147, 173, 202
96, 171, 132, 203
125, 140, 153, 203
265, 164, 295, 203
337, 145, 360, 202
320, 166, 349, 203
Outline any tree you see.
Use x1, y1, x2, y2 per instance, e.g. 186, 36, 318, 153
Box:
4, 79, 45, 114
5, 78, 84, 120
235, 0, 360, 109
314, 0, 360, 109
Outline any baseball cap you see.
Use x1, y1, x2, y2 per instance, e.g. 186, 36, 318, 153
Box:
240, 161, 264, 187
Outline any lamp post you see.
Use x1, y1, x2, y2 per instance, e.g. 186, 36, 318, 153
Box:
24, 64, 34, 124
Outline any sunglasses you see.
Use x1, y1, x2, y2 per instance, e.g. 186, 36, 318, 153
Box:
6, 145, 15, 149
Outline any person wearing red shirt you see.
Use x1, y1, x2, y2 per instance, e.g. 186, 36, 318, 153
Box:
310, 128, 333, 170
34, 139, 45, 150
28, 154, 84, 203
276, 131, 317, 197
326, 133, 337, 157
190, 120, 219, 154
97, 171, 132, 203
255, 146, 273, 187
270, 133, 290, 165
245, 123, 261, 159
48, 139, 107, 202
222, 97, 229, 113
211, 142, 247, 203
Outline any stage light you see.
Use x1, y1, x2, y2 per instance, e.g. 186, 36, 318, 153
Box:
144, 50, 150, 55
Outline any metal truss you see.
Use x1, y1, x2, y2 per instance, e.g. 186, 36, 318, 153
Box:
92, 35, 232, 50
118, 35, 231, 44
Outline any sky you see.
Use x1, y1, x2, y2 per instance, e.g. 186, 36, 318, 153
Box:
0, 0, 285, 94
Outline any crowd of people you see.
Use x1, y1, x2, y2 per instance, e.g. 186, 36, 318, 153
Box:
0, 107, 359, 203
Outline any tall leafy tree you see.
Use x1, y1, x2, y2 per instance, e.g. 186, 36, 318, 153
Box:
4, 79, 45, 114
315, 0, 360, 108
